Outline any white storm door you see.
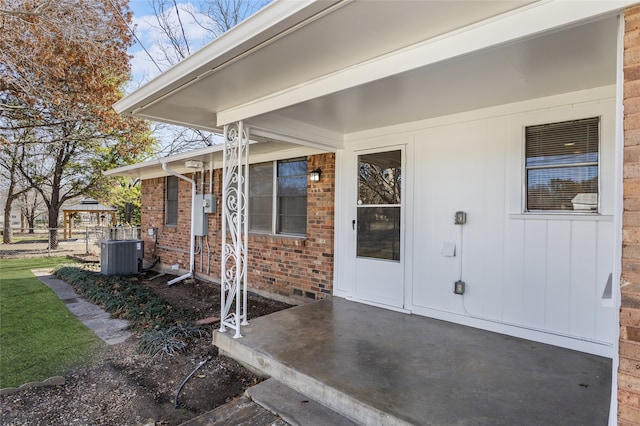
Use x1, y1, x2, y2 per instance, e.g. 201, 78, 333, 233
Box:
354, 148, 404, 309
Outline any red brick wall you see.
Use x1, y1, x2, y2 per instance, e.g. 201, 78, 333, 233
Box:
621, 5, 640, 424
140, 153, 335, 303
140, 175, 196, 270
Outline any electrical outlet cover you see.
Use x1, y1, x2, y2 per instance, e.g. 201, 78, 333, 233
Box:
441, 242, 456, 257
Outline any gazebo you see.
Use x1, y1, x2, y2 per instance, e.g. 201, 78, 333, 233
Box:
62, 198, 116, 239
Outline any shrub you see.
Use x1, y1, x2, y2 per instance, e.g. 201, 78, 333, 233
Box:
54, 266, 206, 357
138, 323, 208, 358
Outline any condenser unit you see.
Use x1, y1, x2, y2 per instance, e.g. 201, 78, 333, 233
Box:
100, 240, 144, 275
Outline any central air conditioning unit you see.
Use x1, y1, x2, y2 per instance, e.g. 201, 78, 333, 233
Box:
100, 240, 144, 275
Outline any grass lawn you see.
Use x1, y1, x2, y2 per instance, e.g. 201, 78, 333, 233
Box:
0, 257, 100, 388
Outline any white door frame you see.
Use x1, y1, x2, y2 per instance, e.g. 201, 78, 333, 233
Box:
333, 137, 414, 313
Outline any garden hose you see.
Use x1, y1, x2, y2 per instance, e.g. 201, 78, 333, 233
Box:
174, 356, 211, 409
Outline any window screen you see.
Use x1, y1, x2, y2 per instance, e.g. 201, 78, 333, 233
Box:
277, 159, 307, 235
525, 117, 599, 212
247, 158, 308, 235
165, 175, 178, 225
249, 162, 274, 233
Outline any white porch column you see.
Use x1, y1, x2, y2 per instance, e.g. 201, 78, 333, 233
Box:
219, 121, 250, 338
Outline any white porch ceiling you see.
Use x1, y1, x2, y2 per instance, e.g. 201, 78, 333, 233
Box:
266, 15, 617, 136
115, 0, 628, 150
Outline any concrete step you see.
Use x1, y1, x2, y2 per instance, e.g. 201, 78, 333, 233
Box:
214, 330, 409, 426
246, 378, 358, 426
179, 394, 286, 426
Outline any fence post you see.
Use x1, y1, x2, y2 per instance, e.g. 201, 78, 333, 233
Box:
85, 226, 89, 254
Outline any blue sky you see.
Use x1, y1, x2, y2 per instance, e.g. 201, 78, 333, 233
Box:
125, 1, 215, 92
129, 0, 157, 17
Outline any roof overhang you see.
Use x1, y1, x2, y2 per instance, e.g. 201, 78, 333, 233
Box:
115, 0, 636, 150
105, 140, 326, 180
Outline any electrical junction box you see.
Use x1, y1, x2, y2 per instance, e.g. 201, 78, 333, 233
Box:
203, 194, 216, 213
455, 211, 467, 225
101, 240, 144, 275
194, 202, 208, 236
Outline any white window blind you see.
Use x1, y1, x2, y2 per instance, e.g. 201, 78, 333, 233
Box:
165, 175, 179, 225
525, 117, 599, 212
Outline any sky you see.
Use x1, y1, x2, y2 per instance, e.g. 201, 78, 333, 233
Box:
122, 1, 269, 153
125, 0, 216, 93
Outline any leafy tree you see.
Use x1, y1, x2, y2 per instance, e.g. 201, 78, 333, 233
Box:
99, 176, 142, 226
0, 0, 154, 246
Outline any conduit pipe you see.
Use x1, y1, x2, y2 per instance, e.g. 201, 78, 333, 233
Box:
162, 162, 196, 286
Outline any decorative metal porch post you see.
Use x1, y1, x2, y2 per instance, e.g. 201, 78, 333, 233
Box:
220, 122, 250, 338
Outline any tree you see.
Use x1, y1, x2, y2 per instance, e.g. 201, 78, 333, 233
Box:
101, 177, 142, 225
136, 0, 267, 155
0, 0, 155, 247
0, 135, 30, 243
19, 189, 43, 234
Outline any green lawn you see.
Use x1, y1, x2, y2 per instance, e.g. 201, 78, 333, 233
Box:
0, 257, 100, 388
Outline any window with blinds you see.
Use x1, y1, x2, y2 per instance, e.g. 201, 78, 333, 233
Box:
525, 117, 599, 212
165, 175, 179, 225
248, 158, 307, 235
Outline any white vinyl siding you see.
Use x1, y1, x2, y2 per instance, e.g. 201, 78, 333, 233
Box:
336, 87, 616, 356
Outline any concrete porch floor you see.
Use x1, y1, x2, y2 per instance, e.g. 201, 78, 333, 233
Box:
213, 297, 612, 425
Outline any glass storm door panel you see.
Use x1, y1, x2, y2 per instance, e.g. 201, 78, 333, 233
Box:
354, 149, 404, 309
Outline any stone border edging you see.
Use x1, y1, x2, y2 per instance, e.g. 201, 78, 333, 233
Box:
0, 376, 66, 396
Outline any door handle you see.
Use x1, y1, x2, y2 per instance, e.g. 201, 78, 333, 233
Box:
352, 219, 355, 230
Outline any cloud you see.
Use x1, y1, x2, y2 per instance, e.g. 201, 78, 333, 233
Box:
127, 1, 215, 90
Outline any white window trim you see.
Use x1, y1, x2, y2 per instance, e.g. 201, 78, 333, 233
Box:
522, 116, 601, 215
509, 97, 615, 218
249, 158, 307, 236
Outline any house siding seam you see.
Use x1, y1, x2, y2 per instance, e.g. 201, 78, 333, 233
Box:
139, 153, 335, 303
622, 5, 640, 424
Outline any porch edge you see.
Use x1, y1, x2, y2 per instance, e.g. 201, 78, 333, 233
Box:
213, 330, 412, 426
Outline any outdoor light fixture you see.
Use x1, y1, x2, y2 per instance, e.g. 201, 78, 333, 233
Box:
309, 168, 322, 182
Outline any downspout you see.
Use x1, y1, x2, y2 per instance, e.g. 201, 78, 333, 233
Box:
162, 162, 196, 286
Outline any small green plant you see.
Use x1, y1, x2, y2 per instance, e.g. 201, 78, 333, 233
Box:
138, 323, 208, 358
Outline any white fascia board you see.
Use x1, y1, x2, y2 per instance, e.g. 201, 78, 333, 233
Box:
114, 0, 341, 115
102, 163, 145, 178
104, 144, 224, 177
217, 0, 637, 126
131, 113, 221, 134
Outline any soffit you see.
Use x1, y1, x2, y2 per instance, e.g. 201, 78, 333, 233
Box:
116, 0, 626, 147
119, 1, 533, 131
260, 15, 618, 135
104, 140, 323, 180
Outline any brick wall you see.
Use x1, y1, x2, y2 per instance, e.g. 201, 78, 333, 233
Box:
140, 175, 195, 270
139, 153, 335, 303
621, 5, 640, 424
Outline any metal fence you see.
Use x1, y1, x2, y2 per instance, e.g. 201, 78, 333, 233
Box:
0, 226, 142, 258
